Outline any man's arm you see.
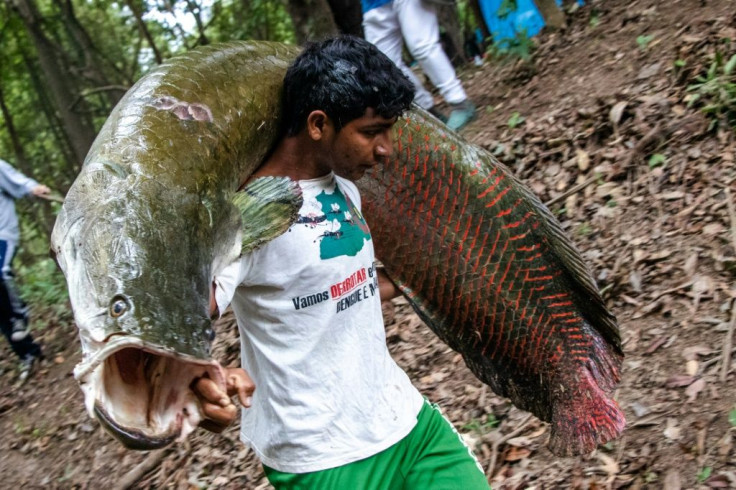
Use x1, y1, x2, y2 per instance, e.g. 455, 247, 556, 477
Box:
378, 267, 400, 302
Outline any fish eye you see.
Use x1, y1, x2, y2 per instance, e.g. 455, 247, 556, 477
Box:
110, 296, 129, 318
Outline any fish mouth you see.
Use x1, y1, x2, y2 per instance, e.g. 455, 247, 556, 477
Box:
93, 401, 178, 450
75, 338, 225, 450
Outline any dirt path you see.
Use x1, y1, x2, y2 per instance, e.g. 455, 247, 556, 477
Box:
1, 0, 734, 488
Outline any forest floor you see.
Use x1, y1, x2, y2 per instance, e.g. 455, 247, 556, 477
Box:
1, 0, 735, 488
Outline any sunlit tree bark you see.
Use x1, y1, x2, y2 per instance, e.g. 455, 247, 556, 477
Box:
124, 0, 164, 63
533, 0, 566, 29
285, 0, 338, 44
9, 0, 97, 167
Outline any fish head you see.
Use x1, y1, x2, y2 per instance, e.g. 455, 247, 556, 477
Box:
51, 160, 241, 449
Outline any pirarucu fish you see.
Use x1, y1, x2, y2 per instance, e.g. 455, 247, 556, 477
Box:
51, 41, 625, 455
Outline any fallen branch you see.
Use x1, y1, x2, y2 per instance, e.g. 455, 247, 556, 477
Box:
546, 174, 600, 207
486, 413, 534, 479
722, 187, 736, 383
721, 299, 735, 383
621, 123, 664, 168
113, 448, 171, 490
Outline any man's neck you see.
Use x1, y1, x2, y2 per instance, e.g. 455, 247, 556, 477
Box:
250, 135, 329, 182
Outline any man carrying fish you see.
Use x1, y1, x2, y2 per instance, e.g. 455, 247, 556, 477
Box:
196, 36, 491, 489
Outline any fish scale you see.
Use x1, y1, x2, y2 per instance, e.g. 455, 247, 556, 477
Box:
359, 109, 624, 456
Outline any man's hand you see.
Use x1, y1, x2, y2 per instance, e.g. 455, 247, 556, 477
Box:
193, 367, 255, 433
31, 184, 51, 197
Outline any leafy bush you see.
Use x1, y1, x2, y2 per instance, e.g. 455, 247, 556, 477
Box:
486, 29, 535, 62
686, 51, 736, 131
15, 257, 72, 324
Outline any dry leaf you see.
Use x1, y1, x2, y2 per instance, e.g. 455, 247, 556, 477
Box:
682, 345, 711, 360
665, 375, 695, 388
663, 419, 682, 440
685, 360, 699, 376
504, 446, 532, 462
629, 270, 643, 293
595, 453, 620, 475
576, 149, 590, 171
663, 469, 682, 490
685, 378, 705, 401
702, 222, 726, 236
660, 191, 685, 200
704, 474, 731, 488
609, 101, 627, 128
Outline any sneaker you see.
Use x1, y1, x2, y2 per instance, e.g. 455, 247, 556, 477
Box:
10, 316, 29, 342
18, 354, 38, 383
447, 100, 476, 131
427, 106, 448, 123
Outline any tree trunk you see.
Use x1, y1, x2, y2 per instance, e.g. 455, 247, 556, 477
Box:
285, 0, 338, 45
53, 0, 125, 108
466, 0, 491, 44
532, 0, 566, 29
183, 0, 211, 46
123, 0, 164, 64
325, 0, 363, 37
0, 85, 32, 174
436, 2, 466, 65
0, 85, 58, 236
10, 0, 97, 167
19, 47, 78, 176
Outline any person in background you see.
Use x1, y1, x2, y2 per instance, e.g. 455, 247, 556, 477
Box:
361, 0, 477, 131
0, 158, 49, 382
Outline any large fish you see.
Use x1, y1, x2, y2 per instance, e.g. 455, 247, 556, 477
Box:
51, 41, 624, 455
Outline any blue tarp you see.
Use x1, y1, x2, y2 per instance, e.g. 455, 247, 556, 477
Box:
479, 0, 571, 46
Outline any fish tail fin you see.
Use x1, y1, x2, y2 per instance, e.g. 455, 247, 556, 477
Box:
548, 366, 626, 456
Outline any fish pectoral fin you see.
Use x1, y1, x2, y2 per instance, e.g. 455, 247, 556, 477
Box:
232, 176, 303, 254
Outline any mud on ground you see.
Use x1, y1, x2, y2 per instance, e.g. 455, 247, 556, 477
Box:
0, 0, 734, 488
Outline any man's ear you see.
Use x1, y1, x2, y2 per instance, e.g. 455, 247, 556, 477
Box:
306, 110, 332, 141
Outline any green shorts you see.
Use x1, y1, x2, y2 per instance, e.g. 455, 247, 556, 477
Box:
263, 400, 491, 489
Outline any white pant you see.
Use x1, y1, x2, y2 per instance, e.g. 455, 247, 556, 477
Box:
363, 0, 467, 109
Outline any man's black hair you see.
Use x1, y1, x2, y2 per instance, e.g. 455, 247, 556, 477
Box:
281, 35, 415, 136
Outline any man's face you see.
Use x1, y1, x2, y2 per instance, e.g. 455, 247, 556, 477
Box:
325, 108, 397, 182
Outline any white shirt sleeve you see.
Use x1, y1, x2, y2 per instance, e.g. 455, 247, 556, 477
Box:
214, 255, 252, 317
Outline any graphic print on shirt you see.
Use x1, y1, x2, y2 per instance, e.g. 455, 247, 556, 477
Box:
295, 184, 371, 260
291, 263, 380, 313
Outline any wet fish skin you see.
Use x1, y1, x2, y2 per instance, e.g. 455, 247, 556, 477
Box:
359, 112, 624, 455
51, 42, 300, 448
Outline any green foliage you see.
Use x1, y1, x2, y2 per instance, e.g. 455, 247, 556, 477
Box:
636, 34, 654, 51
729, 406, 736, 426
15, 257, 72, 323
648, 153, 667, 168
686, 51, 736, 131
496, 0, 518, 19
462, 414, 499, 434
577, 222, 593, 236
486, 29, 535, 62
507, 112, 525, 129
644, 471, 658, 483
589, 9, 601, 28
206, 0, 295, 44
697, 466, 712, 483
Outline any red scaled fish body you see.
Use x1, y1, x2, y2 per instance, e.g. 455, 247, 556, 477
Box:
359, 111, 625, 456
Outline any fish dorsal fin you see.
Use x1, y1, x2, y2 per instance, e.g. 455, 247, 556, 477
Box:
232, 176, 302, 255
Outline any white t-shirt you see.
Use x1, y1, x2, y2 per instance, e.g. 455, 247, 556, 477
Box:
215, 172, 423, 473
